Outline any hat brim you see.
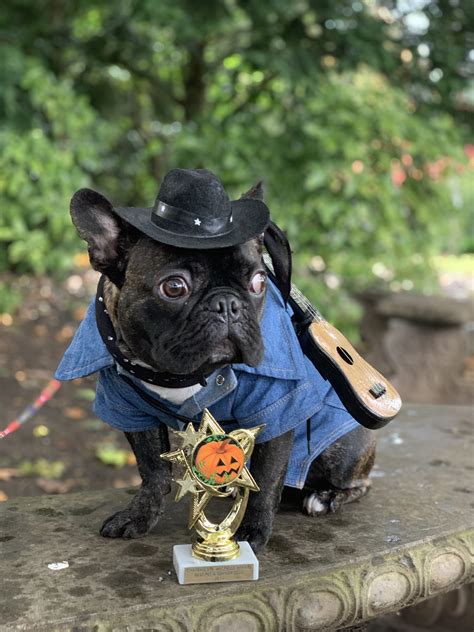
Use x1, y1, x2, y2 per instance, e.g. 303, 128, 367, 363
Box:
112, 198, 269, 249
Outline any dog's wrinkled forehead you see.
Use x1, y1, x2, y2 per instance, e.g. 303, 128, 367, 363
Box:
125, 237, 262, 286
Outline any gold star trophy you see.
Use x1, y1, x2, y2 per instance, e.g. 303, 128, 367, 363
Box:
161, 409, 263, 584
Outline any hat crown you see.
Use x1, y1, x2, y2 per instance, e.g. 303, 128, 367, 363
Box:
157, 168, 230, 219
112, 167, 269, 249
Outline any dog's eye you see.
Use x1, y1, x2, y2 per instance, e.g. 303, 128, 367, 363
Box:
249, 271, 267, 295
159, 277, 190, 300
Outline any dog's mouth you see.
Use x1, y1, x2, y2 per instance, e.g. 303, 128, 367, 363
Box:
206, 338, 242, 365
121, 303, 264, 377
173, 338, 245, 376
147, 333, 256, 376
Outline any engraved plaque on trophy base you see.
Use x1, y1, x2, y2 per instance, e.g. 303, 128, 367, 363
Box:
173, 541, 259, 585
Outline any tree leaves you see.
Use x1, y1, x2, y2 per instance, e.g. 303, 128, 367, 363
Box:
0, 0, 470, 334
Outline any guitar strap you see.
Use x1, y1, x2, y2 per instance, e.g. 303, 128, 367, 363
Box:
263, 221, 325, 332
263, 221, 311, 330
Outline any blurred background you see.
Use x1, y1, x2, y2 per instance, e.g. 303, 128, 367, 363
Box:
0, 1, 472, 502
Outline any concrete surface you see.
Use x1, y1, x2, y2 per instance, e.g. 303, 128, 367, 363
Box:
1, 404, 473, 631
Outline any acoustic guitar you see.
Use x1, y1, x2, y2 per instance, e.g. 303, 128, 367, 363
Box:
264, 257, 402, 429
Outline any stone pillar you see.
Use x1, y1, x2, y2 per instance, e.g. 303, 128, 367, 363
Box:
356, 292, 472, 404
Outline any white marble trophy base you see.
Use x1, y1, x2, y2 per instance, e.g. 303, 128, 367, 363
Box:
173, 541, 259, 585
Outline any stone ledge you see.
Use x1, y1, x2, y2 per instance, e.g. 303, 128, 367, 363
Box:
371, 292, 471, 326
1, 404, 473, 631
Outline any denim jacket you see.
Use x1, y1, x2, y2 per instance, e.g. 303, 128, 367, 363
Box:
55, 280, 359, 489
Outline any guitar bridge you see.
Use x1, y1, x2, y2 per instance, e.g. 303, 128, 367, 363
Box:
369, 383, 387, 399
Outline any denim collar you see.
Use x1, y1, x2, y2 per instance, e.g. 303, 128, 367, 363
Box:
177, 366, 238, 418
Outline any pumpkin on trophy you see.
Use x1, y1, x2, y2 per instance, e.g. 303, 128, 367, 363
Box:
192, 434, 245, 487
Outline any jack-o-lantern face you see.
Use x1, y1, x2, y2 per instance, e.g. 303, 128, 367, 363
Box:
192, 434, 245, 487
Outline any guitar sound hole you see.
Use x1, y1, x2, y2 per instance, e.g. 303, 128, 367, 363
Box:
337, 346, 354, 365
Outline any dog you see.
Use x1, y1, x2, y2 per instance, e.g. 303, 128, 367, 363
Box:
56, 168, 375, 553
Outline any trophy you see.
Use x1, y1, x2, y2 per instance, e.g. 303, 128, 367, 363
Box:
161, 409, 263, 584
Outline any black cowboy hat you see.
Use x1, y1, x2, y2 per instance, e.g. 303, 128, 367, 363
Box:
112, 168, 270, 249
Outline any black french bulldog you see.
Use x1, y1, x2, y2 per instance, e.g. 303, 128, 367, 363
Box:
69, 177, 375, 554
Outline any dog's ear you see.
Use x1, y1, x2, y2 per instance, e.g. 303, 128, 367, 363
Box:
264, 221, 292, 304
241, 181, 292, 302
241, 181, 265, 246
240, 181, 265, 201
240, 180, 264, 202
70, 188, 137, 287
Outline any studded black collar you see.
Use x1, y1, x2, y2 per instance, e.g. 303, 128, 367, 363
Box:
95, 275, 209, 389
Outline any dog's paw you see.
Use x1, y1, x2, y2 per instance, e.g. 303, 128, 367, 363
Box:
100, 507, 159, 539
303, 490, 334, 516
304, 484, 371, 516
236, 521, 272, 554
100, 487, 165, 538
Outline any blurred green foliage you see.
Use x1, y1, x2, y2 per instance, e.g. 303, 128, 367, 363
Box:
95, 443, 132, 468
0, 280, 23, 314
0, 0, 472, 328
18, 457, 65, 479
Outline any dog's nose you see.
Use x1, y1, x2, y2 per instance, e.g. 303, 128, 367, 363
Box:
211, 294, 242, 321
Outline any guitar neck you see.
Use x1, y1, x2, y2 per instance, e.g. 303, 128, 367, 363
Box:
263, 254, 324, 323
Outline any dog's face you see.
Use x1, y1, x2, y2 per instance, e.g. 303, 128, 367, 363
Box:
116, 237, 266, 374
70, 188, 267, 375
